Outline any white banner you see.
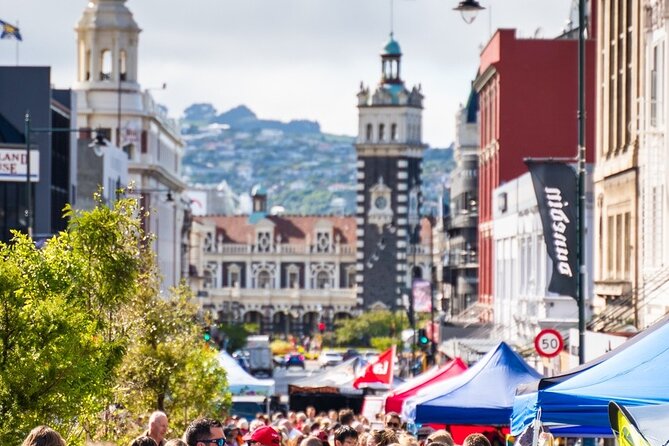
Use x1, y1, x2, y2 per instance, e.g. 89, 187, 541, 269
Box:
0, 148, 39, 182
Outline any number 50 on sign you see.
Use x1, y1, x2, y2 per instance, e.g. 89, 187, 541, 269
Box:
534, 329, 564, 358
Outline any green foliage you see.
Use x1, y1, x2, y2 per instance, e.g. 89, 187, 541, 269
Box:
219, 322, 256, 353
334, 310, 408, 347
370, 336, 399, 352
0, 194, 230, 445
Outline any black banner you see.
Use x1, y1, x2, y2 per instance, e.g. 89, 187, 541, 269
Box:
525, 160, 578, 299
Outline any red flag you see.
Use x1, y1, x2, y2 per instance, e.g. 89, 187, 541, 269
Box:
353, 345, 395, 389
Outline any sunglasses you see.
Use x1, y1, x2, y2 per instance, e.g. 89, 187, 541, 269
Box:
386, 423, 400, 428
203, 438, 226, 446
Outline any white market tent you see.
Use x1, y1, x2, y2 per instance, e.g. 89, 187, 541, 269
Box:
218, 351, 275, 396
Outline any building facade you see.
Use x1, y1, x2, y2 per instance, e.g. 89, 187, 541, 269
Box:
189, 189, 358, 336
74, 0, 187, 288
443, 89, 479, 320
591, 0, 643, 330
492, 171, 593, 347
474, 29, 596, 322
355, 34, 427, 310
0, 67, 78, 242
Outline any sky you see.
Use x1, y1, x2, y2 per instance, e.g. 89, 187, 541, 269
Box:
0, 0, 573, 148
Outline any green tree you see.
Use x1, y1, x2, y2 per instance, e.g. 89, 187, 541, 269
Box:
334, 310, 408, 347
0, 195, 144, 444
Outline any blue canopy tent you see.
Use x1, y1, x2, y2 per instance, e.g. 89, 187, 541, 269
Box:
511, 315, 669, 436
404, 342, 542, 425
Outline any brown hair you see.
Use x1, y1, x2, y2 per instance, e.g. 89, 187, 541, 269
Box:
21, 426, 66, 446
462, 434, 491, 446
372, 429, 398, 446
427, 430, 454, 446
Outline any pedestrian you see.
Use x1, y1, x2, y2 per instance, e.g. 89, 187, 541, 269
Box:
243, 425, 282, 446
462, 434, 491, 446
300, 437, 323, 446
184, 417, 225, 446
333, 425, 359, 446
426, 430, 453, 446
225, 423, 244, 446
145, 411, 169, 446
383, 413, 401, 431
21, 426, 66, 446
130, 437, 158, 446
372, 429, 398, 446
338, 409, 355, 426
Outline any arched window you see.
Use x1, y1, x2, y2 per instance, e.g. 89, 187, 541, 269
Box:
100, 49, 112, 81
366, 123, 373, 141
85, 49, 91, 81
119, 49, 127, 81
316, 271, 331, 289
391, 123, 398, 141
379, 124, 385, 142
257, 270, 271, 289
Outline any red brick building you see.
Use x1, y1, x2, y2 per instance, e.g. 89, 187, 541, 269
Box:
472, 29, 596, 321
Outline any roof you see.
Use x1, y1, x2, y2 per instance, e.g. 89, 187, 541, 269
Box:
383, 34, 402, 56
195, 214, 357, 246
0, 113, 25, 144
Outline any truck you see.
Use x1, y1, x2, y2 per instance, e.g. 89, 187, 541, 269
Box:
245, 335, 273, 377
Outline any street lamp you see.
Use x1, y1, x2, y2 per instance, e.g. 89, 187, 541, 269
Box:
24, 111, 108, 237
453, 0, 485, 24
454, 0, 587, 364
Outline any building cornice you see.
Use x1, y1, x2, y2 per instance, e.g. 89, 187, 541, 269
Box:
473, 65, 498, 93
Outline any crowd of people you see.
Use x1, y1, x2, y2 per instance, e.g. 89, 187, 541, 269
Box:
20, 407, 499, 446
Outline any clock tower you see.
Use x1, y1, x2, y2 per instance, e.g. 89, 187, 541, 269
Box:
355, 34, 425, 310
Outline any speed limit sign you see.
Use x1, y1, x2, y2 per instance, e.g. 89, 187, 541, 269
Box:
534, 329, 564, 358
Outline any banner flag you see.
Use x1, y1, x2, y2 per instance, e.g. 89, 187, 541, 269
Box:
412, 278, 432, 312
0, 19, 22, 41
353, 345, 395, 389
525, 160, 578, 299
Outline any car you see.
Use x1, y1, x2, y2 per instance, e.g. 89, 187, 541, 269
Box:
318, 350, 343, 368
283, 353, 306, 369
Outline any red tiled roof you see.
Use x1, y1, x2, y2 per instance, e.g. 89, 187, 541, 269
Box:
194, 215, 357, 246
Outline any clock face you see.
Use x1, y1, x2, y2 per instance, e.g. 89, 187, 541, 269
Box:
374, 196, 388, 210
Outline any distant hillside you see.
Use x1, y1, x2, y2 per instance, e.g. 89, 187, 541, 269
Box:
181, 103, 454, 215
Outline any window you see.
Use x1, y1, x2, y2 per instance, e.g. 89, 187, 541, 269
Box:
391, 123, 398, 141
366, 123, 372, 141
120, 49, 127, 81
256, 231, 271, 252
100, 49, 112, 81
286, 265, 300, 288
316, 271, 331, 289
316, 231, 331, 253
378, 124, 385, 142
346, 266, 356, 288
228, 265, 241, 287
257, 270, 271, 289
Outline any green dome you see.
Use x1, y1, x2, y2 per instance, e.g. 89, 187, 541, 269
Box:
382, 34, 401, 56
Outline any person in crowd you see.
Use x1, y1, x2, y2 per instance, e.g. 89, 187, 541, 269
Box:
372, 429, 398, 446
338, 409, 355, 427
426, 430, 454, 446
383, 413, 401, 431
145, 411, 169, 446
184, 417, 225, 446
279, 418, 303, 440
130, 437, 158, 446
250, 419, 267, 433
243, 425, 282, 446
333, 425, 359, 446
462, 434, 491, 446
306, 407, 317, 421
398, 433, 418, 446
296, 412, 308, 430
165, 440, 187, 446
21, 426, 66, 446
300, 436, 323, 446
357, 432, 370, 446
328, 410, 339, 422
365, 431, 378, 446
225, 423, 244, 446
238, 418, 250, 435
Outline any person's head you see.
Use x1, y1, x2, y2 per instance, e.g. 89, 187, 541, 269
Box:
243, 425, 282, 446
328, 410, 338, 421
398, 434, 418, 446
250, 419, 267, 432
300, 437, 323, 446
462, 434, 491, 446
238, 418, 250, 432
306, 407, 316, 419
21, 426, 66, 446
130, 437, 158, 446
372, 429, 398, 446
184, 417, 225, 446
149, 411, 169, 443
225, 424, 241, 441
338, 409, 355, 426
383, 413, 401, 431
334, 425, 359, 446
426, 431, 453, 446
165, 440, 188, 446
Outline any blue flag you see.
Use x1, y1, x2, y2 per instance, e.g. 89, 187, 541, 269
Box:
0, 19, 22, 41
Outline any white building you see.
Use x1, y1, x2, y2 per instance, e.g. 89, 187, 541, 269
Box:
74, 0, 187, 288
492, 171, 593, 347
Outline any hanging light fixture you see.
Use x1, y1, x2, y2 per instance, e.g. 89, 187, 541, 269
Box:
453, 0, 485, 24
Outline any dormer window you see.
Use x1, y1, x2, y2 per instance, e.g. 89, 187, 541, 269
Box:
316, 231, 331, 253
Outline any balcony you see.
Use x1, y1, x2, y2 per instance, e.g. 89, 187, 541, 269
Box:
206, 243, 356, 256
198, 286, 357, 308
449, 211, 478, 230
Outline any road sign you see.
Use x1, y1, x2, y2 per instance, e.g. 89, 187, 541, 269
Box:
534, 329, 564, 358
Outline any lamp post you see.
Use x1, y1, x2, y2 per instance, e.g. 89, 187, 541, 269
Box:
454, 0, 587, 364
23, 111, 108, 238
